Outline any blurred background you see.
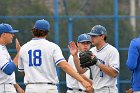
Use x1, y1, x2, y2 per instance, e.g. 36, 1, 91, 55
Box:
1, 0, 140, 92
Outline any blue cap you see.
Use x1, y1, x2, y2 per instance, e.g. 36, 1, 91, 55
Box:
88, 25, 107, 36
77, 34, 91, 42
0, 23, 18, 34
34, 19, 50, 31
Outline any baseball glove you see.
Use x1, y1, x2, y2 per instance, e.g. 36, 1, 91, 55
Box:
79, 51, 98, 68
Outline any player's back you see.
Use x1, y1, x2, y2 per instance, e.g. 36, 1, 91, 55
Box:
18, 38, 65, 84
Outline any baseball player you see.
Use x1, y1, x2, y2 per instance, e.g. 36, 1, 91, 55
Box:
18, 19, 92, 93
0, 23, 24, 93
69, 25, 120, 93
126, 35, 140, 93
66, 34, 92, 93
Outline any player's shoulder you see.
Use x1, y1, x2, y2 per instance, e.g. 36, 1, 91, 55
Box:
47, 41, 59, 46
107, 44, 117, 49
43, 40, 62, 51
0, 45, 5, 52
68, 55, 73, 58
106, 44, 119, 53
47, 41, 61, 50
68, 55, 73, 63
0, 45, 3, 51
68, 52, 80, 64
132, 36, 140, 41
130, 37, 140, 46
68, 54, 74, 60
89, 46, 96, 52
20, 40, 32, 49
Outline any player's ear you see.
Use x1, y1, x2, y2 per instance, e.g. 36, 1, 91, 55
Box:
1, 33, 6, 38
76, 42, 79, 47
101, 35, 105, 40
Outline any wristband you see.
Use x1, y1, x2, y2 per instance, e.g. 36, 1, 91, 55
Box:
96, 61, 101, 66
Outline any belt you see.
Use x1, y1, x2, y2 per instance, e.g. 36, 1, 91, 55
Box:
0, 83, 13, 85
67, 87, 86, 92
26, 82, 56, 85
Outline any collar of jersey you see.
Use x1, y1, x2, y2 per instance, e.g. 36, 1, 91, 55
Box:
0, 44, 6, 47
32, 38, 46, 40
96, 43, 108, 52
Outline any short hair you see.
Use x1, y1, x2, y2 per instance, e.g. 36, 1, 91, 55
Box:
32, 28, 48, 37
104, 36, 107, 41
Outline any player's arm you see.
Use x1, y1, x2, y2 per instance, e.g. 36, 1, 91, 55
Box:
16, 39, 25, 76
125, 88, 133, 93
96, 49, 119, 78
80, 74, 94, 93
126, 40, 139, 71
68, 41, 87, 74
96, 63, 118, 78
13, 38, 21, 66
0, 39, 21, 75
73, 54, 88, 74
18, 55, 25, 76
58, 61, 93, 93
14, 83, 25, 93
80, 74, 92, 85
12, 53, 19, 67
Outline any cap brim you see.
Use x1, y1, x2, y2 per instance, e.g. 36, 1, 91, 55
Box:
87, 32, 100, 36
78, 40, 91, 43
9, 30, 19, 33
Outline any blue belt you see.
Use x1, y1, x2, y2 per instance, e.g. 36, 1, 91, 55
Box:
67, 87, 86, 92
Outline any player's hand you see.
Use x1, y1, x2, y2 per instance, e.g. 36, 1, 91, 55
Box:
15, 38, 21, 52
81, 80, 93, 93
16, 86, 25, 93
68, 41, 78, 56
14, 84, 25, 93
126, 88, 133, 93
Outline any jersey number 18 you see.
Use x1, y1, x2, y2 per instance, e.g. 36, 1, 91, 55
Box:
28, 49, 42, 67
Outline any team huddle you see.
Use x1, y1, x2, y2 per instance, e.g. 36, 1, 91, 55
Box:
0, 19, 139, 93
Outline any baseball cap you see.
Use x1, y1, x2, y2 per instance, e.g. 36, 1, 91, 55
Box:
34, 19, 50, 31
88, 25, 107, 36
77, 34, 91, 42
0, 23, 18, 34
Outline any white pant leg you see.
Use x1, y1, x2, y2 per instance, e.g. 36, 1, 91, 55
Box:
134, 91, 140, 93
67, 90, 75, 93
94, 86, 118, 93
67, 90, 86, 93
47, 85, 58, 93
25, 84, 58, 93
0, 84, 17, 93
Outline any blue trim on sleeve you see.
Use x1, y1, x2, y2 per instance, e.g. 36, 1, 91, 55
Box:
3, 62, 16, 75
55, 58, 65, 65
1, 62, 9, 71
112, 67, 119, 73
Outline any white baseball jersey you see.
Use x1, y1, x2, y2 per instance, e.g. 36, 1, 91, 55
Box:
0, 45, 16, 84
18, 38, 66, 84
90, 43, 119, 89
66, 53, 91, 90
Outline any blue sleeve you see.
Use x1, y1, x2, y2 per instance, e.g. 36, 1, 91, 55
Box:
1, 62, 16, 75
126, 40, 139, 71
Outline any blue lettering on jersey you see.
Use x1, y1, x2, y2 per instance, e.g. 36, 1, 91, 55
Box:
28, 49, 42, 67
98, 59, 105, 77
